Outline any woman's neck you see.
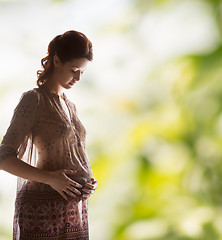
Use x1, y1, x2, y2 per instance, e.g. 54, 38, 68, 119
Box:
43, 78, 63, 97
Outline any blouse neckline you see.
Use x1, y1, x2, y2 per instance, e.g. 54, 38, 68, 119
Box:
37, 85, 75, 129
38, 85, 67, 100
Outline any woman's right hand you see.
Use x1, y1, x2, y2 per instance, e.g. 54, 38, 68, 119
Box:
46, 169, 82, 200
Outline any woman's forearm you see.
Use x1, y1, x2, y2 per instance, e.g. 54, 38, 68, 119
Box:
0, 156, 49, 184
0, 156, 84, 200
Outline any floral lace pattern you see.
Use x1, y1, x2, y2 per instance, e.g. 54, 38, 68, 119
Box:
0, 86, 93, 239
13, 193, 89, 239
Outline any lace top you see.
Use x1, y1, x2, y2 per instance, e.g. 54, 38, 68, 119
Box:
0, 85, 93, 192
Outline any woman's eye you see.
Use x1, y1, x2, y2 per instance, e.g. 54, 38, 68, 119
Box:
71, 69, 84, 74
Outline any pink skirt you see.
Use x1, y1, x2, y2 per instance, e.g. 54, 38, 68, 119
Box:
13, 187, 89, 240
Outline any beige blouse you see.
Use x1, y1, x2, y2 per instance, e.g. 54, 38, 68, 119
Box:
0, 85, 93, 193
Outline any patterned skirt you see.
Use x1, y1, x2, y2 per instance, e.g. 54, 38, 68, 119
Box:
13, 187, 89, 240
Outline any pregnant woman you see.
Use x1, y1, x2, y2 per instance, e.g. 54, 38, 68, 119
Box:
0, 30, 97, 240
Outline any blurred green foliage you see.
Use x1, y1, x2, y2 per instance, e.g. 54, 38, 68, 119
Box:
90, 0, 222, 239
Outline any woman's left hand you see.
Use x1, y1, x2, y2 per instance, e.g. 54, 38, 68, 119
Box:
81, 178, 97, 200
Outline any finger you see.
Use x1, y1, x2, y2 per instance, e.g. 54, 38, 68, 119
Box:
86, 182, 97, 190
91, 178, 98, 184
85, 183, 94, 189
91, 178, 97, 184
66, 189, 78, 199
82, 188, 92, 194
82, 194, 89, 198
59, 191, 68, 201
82, 194, 89, 200
82, 191, 94, 200
63, 169, 77, 175
70, 180, 82, 188
68, 186, 82, 195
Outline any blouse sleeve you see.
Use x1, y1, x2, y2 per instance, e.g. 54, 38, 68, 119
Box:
0, 90, 39, 164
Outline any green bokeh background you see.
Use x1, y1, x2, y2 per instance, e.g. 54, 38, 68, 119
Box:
1, 0, 222, 239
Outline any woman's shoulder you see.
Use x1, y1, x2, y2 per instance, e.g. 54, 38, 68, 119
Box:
21, 87, 51, 100
13, 88, 41, 113
19, 88, 40, 103
17, 87, 51, 109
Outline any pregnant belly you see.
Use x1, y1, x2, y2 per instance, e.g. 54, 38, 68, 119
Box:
65, 166, 92, 196
67, 166, 93, 186
36, 152, 93, 191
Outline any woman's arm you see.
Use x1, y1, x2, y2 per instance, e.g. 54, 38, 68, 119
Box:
0, 90, 83, 200
0, 156, 49, 183
0, 156, 83, 200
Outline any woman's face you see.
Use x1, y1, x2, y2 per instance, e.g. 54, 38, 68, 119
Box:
53, 56, 90, 89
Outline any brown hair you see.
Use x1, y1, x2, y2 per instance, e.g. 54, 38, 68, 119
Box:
37, 30, 93, 87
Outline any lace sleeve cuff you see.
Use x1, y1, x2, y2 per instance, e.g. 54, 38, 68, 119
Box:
0, 143, 18, 164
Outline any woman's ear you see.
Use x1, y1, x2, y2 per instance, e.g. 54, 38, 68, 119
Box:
53, 55, 60, 67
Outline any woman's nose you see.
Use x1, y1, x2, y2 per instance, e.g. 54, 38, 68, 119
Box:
75, 70, 81, 80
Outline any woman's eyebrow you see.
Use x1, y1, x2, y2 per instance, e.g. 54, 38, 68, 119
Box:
71, 66, 87, 71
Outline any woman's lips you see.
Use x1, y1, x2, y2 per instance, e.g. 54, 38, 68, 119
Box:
69, 81, 76, 85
